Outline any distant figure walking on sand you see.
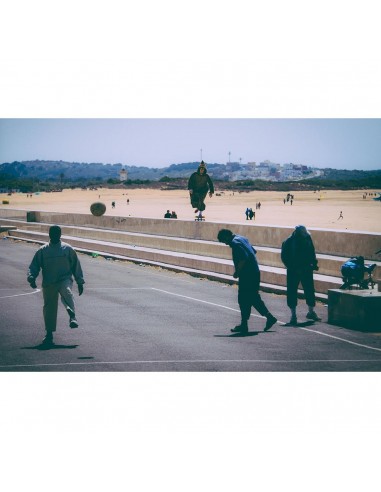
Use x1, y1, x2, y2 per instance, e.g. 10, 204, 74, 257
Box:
27, 225, 85, 347
338, 211, 343, 220
281, 225, 321, 326
112, 201, 115, 208
187, 161, 214, 214
164, 210, 172, 218
217, 229, 277, 334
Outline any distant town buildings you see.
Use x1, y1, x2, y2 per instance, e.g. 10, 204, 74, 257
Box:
217, 159, 322, 181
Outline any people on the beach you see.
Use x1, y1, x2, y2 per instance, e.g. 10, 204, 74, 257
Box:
338, 211, 343, 220
164, 210, 172, 218
217, 229, 277, 334
281, 225, 321, 326
27, 225, 85, 347
187, 161, 214, 214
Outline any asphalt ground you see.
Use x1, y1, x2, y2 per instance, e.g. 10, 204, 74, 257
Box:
2, 238, 381, 372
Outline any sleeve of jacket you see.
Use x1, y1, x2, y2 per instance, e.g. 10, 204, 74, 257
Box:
69, 248, 85, 285
187, 174, 194, 190
27, 249, 42, 282
280, 239, 290, 268
207, 175, 214, 193
310, 238, 318, 269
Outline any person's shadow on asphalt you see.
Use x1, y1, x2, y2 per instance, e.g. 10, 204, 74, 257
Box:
21, 343, 79, 351
215, 331, 261, 338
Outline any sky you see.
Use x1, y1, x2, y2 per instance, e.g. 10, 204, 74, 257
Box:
1, 118, 380, 170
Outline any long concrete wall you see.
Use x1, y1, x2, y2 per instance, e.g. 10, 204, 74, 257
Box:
1, 208, 381, 260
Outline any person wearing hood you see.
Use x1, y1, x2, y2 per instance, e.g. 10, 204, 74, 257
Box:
27, 225, 85, 346
281, 225, 321, 325
187, 161, 214, 213
217, 229, 277, 334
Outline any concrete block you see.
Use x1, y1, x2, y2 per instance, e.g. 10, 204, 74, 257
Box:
328, 288, 381, 331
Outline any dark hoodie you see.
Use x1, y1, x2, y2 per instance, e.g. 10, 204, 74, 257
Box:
187, 163, 214, 194
281, 225, 318, 271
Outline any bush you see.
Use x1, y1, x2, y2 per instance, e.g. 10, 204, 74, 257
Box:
2, 200, 9, 204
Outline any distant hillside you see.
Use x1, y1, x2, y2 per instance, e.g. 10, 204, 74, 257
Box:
0, 160, 226, 181
1, 160, 381, 192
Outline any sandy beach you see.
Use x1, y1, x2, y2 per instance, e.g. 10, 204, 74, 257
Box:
1, 188, 380, 233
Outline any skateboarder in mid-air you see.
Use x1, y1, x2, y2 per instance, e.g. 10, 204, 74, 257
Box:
187, 161, 214, 215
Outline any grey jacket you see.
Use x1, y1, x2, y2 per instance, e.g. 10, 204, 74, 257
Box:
28, 241, 85, 287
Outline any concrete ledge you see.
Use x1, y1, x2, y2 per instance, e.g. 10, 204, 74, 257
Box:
8, 228, 342, 295
3, 218, 379, 280
0, 226, 17, 233
328, 289, 381, 332
1, 209, 380, 260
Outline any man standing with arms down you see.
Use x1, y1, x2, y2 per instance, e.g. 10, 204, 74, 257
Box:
27, 225, 85, 346
281, 224, 321, 326
217, 229, 277, 334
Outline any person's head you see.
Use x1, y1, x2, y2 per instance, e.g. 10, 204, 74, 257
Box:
198, 161, 207, 174
217, 228, 234, 245
293, 225, 309, 238
49, 225, 62, 244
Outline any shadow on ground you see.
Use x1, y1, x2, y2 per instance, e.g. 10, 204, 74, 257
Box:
215, 331, 261, 338
21, 343, 79, 351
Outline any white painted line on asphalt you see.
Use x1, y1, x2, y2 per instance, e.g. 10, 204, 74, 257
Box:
300, 327, 381, 353
86, 287, 152, 290
0, 289, 40, 299
151, 287, 260, 317
152, 287, 381, 353
1, 359, 381, 369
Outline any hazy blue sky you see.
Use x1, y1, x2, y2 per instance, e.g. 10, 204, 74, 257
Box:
1, 118, 380, 170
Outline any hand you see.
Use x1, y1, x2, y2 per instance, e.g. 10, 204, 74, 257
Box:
189, 190, 193, 195
314, 265, 319, 271
78, 284, 84, 296
233, 272, 238, 279
30, 279, 37, 289
209, 192, 213, 198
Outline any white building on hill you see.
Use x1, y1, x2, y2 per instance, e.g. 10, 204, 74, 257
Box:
119, 168, 128, 181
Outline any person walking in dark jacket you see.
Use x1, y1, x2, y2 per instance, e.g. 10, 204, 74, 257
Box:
217, 229, 277, 334
281, 225, 321, 325
187, 161, 214, 213
27, 225, 85, 346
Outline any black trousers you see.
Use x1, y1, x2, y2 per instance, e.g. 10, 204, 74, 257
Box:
190, 191, 207, 211
286, 268, 316, 309
238, 287, 270, 323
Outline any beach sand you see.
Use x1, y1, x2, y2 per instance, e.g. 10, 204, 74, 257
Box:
1, 188, 380, 233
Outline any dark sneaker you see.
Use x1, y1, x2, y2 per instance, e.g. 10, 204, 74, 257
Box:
306, 311, 322, 321
231, 324, 248, 334
285, 317, 298, 327
264, 314, 277, 331
41, 333, 53, 346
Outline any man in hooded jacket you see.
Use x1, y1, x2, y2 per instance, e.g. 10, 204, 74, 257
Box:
281, 224, 321, 325
187, 161, 214, 213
